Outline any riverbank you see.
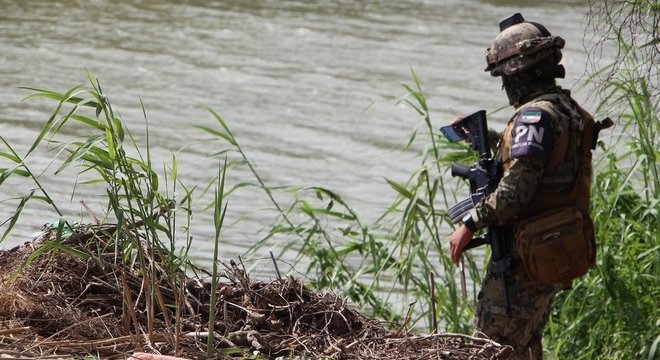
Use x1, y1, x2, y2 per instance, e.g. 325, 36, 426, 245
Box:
0, 224, 510, 359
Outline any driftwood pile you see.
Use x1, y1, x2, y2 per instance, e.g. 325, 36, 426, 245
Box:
0, 225, 511, 359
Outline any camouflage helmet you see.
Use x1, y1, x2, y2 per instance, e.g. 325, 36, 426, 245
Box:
485, 13, 565, 77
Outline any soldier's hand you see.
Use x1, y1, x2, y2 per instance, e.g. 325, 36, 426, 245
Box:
450, 116, 463, 125
449, 224, 474, 266
449, 116, 471, 143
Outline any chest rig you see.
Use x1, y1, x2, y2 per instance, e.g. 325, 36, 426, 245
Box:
500, 91, 599, 288
498, 90, 594, 216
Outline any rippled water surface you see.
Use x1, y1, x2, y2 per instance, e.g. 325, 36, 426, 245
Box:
0, 0, 592, 267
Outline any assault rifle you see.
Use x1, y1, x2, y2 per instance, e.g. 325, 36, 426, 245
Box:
440, 110, 512, 315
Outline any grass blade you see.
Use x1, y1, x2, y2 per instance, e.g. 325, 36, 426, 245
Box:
1, 189, 36, 243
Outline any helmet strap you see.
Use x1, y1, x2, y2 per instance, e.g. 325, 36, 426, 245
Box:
538, 61, 565, 81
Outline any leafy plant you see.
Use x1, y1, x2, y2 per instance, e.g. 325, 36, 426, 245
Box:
0, 70, 201, 352
199, 68, 486, 333
545, 3, 659, 358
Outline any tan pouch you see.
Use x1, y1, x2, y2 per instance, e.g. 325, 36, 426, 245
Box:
515, 207, 596, 288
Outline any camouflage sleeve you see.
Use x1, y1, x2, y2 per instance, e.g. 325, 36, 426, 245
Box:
470, 156, 544, 228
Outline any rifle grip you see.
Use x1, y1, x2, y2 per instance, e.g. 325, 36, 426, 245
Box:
451, 163, 471, 179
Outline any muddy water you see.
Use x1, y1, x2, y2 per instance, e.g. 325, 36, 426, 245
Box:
0, 0, 592, 268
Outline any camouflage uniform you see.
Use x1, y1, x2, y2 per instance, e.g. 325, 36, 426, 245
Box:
475, 257, 558, 359
449, 13, 596, 358
467, 88, 588, 359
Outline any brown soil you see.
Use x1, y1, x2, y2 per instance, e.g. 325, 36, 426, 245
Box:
0, 225, 511, 359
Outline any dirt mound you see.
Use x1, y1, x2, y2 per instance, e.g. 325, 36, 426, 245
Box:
0, 225, 511, 359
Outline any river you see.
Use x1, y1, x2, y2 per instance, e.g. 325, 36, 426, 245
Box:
0, 0, 595, 269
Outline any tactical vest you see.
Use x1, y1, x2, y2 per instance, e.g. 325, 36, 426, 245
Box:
500, 91, 598, 288
498, 91, 595, 217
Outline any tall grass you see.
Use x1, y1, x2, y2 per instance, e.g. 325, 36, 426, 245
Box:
543, 2, 659, 358
197, 28, 657, 360
199, 69, 484, 333
544, 21, 659, 360
208, 158, 228, 357
2, 66, 481, 348
0, 70, 202, 351
1, 17, 655, 357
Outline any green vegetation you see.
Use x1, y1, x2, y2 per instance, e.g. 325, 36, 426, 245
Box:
0, 67, 480, 346
545, 59, 658, 360
0, 3, 656, 358
546, 1, 659, 359
0, 70, 210, 354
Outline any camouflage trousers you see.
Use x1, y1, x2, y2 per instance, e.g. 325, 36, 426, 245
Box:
474, 257, 559, 359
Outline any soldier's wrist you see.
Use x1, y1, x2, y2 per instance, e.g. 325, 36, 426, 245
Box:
462, 212, 478, 232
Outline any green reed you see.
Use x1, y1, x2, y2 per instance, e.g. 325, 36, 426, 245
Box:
541, 2, 659, 358
1, 19, 654, 357
197, 109, 403, 321
201, 53, 657, 358
208, 158, 228, 357
0, 69, 200, 351
544, 37, 659, 360
199, 68, 483, 333
2, 66, 484, 353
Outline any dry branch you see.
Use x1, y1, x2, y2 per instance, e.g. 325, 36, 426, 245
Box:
0, 225, 509, 359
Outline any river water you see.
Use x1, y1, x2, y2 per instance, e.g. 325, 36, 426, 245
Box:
0, 0, 594, 269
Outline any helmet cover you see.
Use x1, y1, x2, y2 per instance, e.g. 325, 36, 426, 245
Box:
485, 16, 565, 77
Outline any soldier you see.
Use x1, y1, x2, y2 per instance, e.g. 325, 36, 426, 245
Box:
448, 13, 596, 359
